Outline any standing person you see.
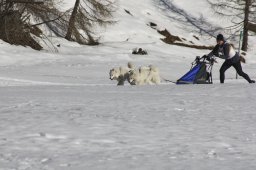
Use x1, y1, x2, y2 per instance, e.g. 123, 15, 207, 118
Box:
206, 34, 255, 83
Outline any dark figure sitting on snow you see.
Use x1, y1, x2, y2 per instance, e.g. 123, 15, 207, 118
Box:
206, 34, 255, 84
132, 48, 148, 55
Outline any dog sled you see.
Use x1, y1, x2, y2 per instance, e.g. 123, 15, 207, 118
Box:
176, 56, 216, 84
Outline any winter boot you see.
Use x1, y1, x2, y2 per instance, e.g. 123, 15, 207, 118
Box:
249, 80, 255, 83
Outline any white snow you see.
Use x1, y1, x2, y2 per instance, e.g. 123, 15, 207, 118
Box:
1, 0, 256, 170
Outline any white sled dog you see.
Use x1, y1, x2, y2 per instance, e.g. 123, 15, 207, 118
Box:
128, 65, 161, 85
109, 62, 134, 85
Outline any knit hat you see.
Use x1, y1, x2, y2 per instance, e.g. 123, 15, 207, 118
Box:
216, 34, 224, 41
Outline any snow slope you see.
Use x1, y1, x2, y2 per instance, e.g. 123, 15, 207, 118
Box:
1, 0, 256, 170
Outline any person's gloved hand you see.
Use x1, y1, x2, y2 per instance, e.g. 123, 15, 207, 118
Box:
203, 55, 211, 61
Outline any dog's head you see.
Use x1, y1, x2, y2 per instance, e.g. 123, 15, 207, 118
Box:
109, 68, 120, 80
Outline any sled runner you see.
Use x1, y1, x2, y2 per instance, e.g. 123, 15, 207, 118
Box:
176, 56, 216, 84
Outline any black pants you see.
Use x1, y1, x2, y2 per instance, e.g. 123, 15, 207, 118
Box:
220, 59, 252, 83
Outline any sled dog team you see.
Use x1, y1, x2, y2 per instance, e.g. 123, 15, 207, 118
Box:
109, 62, 161, 85
109, 34, 255, 85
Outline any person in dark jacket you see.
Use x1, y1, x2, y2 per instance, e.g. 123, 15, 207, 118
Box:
207, 34, 255, 83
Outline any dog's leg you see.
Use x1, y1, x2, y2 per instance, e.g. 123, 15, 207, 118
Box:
117, 76, 125, 85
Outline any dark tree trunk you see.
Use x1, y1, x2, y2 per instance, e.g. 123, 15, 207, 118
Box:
242, 0, 251, 51
65, 0, 80, 41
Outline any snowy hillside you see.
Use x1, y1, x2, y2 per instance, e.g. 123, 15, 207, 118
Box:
1, 0, 256, 170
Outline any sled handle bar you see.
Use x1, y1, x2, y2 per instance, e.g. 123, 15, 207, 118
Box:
192, 56, 216, 65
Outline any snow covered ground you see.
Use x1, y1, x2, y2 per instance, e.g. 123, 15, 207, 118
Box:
1, 84, 256, 170
1, 0, 256, 169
